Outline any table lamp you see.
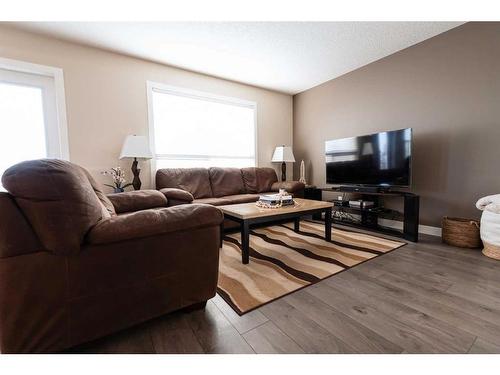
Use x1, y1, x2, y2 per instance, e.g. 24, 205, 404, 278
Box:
271, 145, 295, 181
119, 135, 152, 190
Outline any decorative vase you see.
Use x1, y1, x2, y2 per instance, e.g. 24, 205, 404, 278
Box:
114, 187, 125, 193
299, 160, 307, 184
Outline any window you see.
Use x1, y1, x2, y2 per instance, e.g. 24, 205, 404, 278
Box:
148, 83, 256, 172
0, 58, 68, 189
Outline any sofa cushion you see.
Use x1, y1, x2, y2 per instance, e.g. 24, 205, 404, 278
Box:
223, 194, 260, 205
159, 188, 194, 204
156, 168, 213, 199
258, 191, 280, 197
1, 159, 108, 255
241, 167, 278, 193
193, 197, 231, 206
107, 190, 168, 214
270, 181, 305, 194
208, 167, 245, 198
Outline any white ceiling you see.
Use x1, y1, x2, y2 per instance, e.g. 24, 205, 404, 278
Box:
13, 22, 464, 94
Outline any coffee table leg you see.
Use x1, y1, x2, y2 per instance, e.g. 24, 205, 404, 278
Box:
241, 221, 250, 264
325, 207, 332, 242
294, 217, 300, 232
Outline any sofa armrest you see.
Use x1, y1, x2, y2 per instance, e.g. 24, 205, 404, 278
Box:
107, 190, 167, 214
159, 187, 194, 206
271, 181, 305, 194
86, 204, 223, 245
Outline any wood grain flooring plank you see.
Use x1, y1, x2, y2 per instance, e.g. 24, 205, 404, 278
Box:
396, 247, 500, 283
212, 294, 269, 334
379, 250, 500, 289
446, 283, 500, 311
242, 321, 305, 354
260, 298, 356, 353
307, 281, 471, 353
351, 256, 454, 292
404, 240, 497, 267
185, 300, 254, 354
284, 290, 403, 353
148, 312, 204, 353
468, 338, 500, 353
448, 276, 500, 296
375, 271, 500, 327
336, 269, 498, 347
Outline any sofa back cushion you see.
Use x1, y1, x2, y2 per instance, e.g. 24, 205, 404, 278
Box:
1, 159, 111, 255
156, 168, 213, 199
107, 190, 168, 214
208, 167, 245, 198
241, 167, 278, 193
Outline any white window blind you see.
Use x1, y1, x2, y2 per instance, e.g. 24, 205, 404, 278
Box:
150, 85, 256, 170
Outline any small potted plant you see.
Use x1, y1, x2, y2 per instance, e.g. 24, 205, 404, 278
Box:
102, 167, 132, 193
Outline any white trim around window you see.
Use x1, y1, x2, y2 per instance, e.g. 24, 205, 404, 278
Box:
146, 81, 258, 187
0, 57, 70, 160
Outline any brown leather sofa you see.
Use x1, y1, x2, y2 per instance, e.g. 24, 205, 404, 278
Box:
156, 167, 305, 206
0, 159, 223, 353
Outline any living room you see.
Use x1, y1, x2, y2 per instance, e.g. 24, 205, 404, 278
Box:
1, 1, 500, 373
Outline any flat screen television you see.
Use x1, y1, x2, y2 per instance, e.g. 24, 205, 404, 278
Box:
325, 128, 412, 187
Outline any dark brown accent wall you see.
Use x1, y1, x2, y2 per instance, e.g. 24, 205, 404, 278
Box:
293, 22, 500, 227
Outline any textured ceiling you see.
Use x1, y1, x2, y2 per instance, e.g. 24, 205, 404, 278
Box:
12, 22, 464, 94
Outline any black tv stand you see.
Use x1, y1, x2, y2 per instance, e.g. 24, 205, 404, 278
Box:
339, 185, 382, 193
309, 187, 420, 242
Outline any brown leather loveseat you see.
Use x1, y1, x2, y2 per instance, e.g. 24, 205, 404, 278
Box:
0, 159, 223, 353
156, 167, 305, 206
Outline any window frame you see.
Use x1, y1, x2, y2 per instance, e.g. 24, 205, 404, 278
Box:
0, 57, 69, 161
146, 81, 258, 186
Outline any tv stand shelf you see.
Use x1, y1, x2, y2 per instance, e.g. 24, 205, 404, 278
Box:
328, 186, 416, 197
305, 187, 420, 242
330, 215, 411, 240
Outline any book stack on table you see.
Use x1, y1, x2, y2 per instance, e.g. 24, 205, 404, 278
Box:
257, 193, 294, 208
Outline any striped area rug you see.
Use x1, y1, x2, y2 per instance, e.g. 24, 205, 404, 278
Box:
217, 221, 405, 315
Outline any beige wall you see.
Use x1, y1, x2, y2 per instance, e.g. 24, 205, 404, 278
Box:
293, 22, 500, 227
0, 25, 293, 189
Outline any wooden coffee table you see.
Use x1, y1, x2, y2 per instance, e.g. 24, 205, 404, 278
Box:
219, 198, 334, 264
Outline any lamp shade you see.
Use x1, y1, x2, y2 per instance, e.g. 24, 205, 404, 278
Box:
271, 145, 295, 163
119, 135, 152, 160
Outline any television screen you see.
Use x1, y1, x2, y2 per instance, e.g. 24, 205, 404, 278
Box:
325, 128, 412, 187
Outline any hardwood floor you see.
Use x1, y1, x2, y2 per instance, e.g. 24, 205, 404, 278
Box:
67, 228, 500, 354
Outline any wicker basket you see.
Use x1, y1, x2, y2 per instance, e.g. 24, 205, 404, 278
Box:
442, 217, 481, 248
483, 242, 500, 260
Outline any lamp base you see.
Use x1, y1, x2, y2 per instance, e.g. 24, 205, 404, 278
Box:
131, 158, 141, 190
281, 162, 286, 181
